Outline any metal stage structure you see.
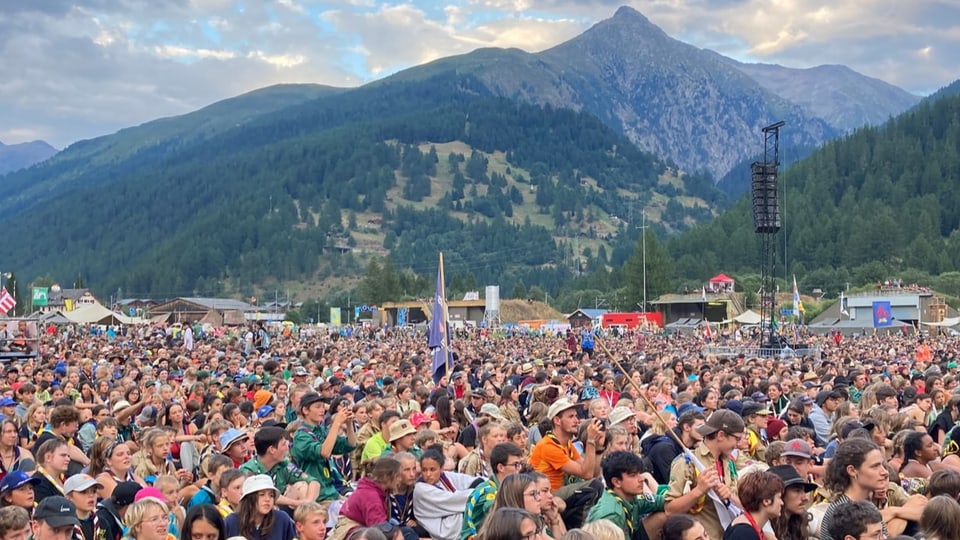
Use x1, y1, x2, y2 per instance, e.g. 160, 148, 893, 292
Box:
752, 121, 785, 350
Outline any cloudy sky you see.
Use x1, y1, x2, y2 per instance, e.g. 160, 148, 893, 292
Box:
1, 0, 957, 149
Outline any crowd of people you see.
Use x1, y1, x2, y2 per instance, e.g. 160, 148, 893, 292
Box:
1, 321, 960, 540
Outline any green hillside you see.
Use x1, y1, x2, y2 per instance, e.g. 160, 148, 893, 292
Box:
0, 73, 723, 298
668, 93, 960, 293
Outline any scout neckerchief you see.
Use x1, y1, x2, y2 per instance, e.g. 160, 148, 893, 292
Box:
743, 512, 763, 540
608, 490, 635, 538
37, 465, 65, 494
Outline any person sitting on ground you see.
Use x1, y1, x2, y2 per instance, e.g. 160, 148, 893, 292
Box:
585, 451, 665, 540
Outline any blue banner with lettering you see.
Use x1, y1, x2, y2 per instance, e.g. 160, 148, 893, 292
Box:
873, 301, 892, 327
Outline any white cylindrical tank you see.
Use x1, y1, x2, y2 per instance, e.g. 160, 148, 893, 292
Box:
485, 286, 500, 313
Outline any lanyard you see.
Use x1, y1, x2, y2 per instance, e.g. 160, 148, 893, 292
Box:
37, 465, 65, 494
743, 512, 763, 540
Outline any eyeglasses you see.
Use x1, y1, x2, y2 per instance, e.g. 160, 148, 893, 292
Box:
144, 515, 171, 525
524, 490, 542, 499
520, 528, 543, 540
505, 461, 524, 470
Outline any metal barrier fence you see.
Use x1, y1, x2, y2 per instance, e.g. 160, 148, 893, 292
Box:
700, 346, 822, 359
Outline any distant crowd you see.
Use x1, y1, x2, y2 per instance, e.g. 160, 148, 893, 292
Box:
1, 319, 960, 540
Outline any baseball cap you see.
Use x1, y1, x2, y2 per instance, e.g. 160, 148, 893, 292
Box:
0, 397, 15, 407
137, 405, 158, 423
725, 399, 744, 416
388, 419, 417, 443
781, 439, 814, 459
112, 482, 143, 506
696, 409, 745, 437
799, 396, 814, 406
0, 471, 39, 494
293, 366, 309, 377
113, 400, 132, 412
257, 405, 274, 419
261, 419, 288, 430
677, 402, 705, 417
339, 386, 356, 396
241, 475, 279, 500
34, 496, 80, 528
802, 381, 821, 390
219, 428, 248, 451
750, 392, 769, 403
768, 465, 818, 492
608, 407, 637, 426
64, 474, 102, 495
134, 487, 166, 502
479, 403, 503, 420
841, 420, 877, 439
546, 398, 580, 419
298, 392, 324, 410
741, 402, 772, 418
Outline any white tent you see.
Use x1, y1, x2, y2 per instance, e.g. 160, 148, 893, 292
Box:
64, 302, 136, 325
922, 317, 960, 328
722, 310, 762, 325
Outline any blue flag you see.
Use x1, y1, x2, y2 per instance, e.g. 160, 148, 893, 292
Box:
873, 301, 892, 327
429, 253, 453, 383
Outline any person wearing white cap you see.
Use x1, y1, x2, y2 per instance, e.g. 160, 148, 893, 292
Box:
224, 475, 297, 540
64, 474, 103, 540
529, 398, 602, 491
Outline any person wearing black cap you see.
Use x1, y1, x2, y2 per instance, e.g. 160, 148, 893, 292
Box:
94, 482, 142, 540
31, 496, 79, 540
767, 465, 817, 540
290, 392, 356, 502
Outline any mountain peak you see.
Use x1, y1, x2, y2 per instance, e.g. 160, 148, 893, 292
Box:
613, 5, 648, 21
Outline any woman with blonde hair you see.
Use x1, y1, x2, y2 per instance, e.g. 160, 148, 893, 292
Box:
133, 429, 178, 484
458, 421, 505, 477
580, 520, 621, 540
18, 402, 45, 449
124, 496, 176, 540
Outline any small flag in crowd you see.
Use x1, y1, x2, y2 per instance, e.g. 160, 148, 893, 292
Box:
0, 287, 14, 314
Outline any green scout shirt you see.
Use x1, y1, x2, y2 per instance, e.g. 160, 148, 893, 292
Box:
380, 446, 423, 459
239, 455, 315, 495
291, 422, 355, 502
460, 476, 499, 540
586, 489, 665, 540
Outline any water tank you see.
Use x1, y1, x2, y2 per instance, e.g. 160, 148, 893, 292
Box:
485, 286, 500, 313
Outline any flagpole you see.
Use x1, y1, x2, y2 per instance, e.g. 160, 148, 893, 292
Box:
439, 252, 452, 375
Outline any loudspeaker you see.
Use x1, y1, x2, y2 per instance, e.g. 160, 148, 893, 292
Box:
751, 162, 780, 233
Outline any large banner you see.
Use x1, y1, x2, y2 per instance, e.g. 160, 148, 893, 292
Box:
329, 307, 341, 326
873, 301, 892, 327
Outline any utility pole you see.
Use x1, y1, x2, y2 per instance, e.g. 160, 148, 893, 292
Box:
641, 209, 648, 312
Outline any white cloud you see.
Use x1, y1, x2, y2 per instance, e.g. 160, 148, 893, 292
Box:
0, 0, 957, 146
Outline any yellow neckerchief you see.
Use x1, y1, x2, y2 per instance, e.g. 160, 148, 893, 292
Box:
607, 489, 635, 536
37, 465, 65, 494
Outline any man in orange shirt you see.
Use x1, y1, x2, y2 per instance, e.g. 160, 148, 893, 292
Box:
530, 398, 603, 490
